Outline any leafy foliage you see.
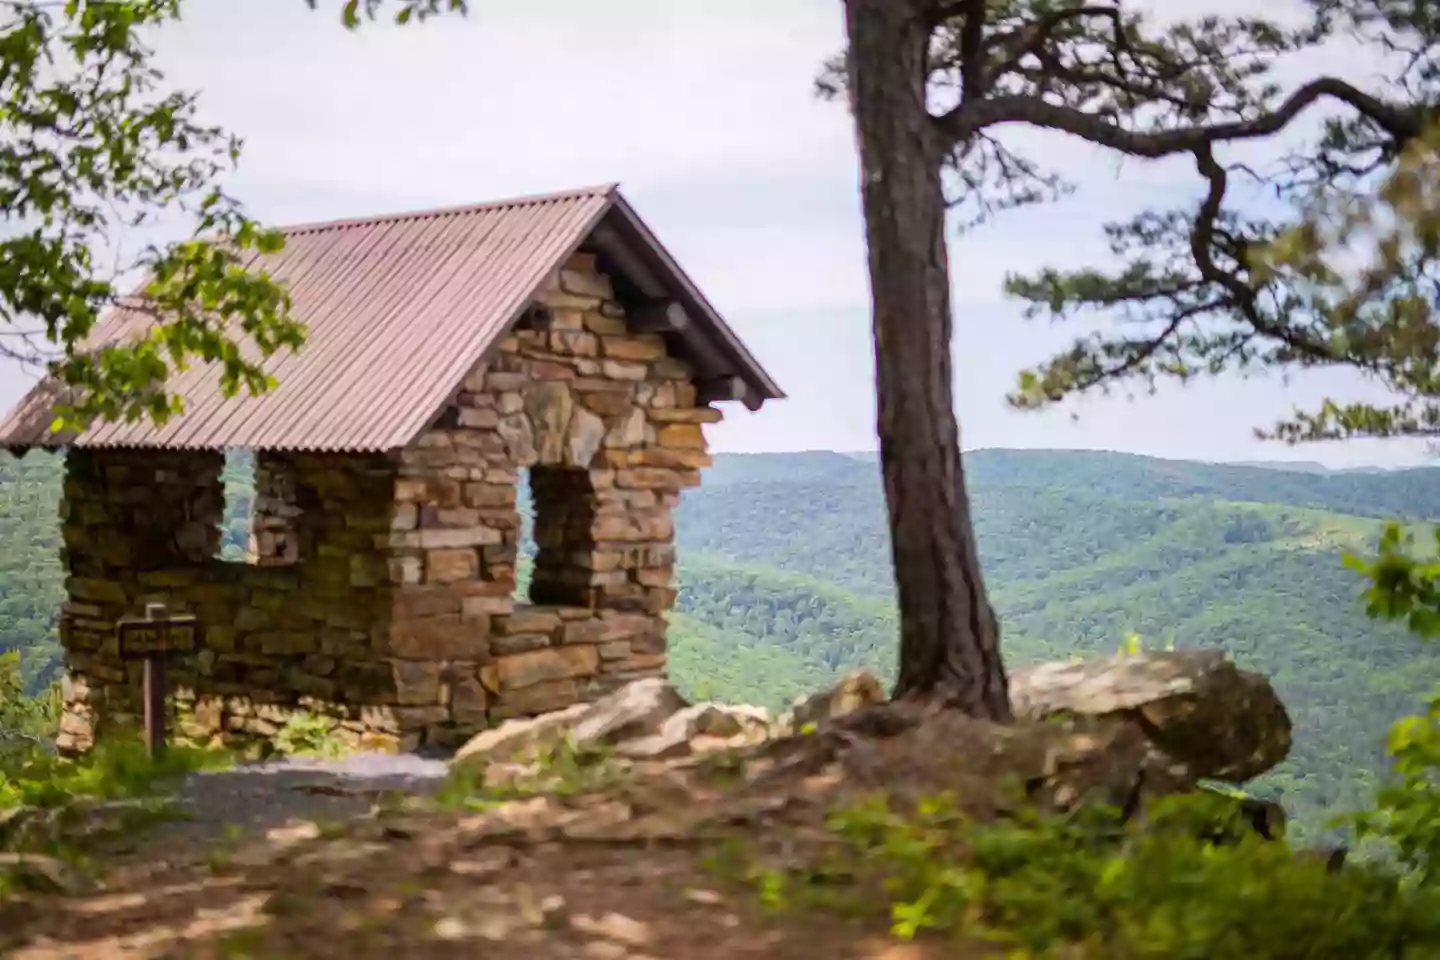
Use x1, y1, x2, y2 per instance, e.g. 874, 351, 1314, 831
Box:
1354, 690, 1440, 882
1248, 125, 1440, 442
821, 0, 1440, 444
1340, 520, 1440, 879
730, 789, 1440, 957
270, 711, 348, 759
309, 0, 467, 29
0, 0, 478, 431
0, 735, 229, 883
1346, 520, 1440, 636
0, 651, 56, 760
0, 737, 224, 816
0, 0, 305, 428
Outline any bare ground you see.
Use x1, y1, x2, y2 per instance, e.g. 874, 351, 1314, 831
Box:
0, 706, 1135, 959
0, 789, 956, 959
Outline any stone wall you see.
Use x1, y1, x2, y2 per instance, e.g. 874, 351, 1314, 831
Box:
57, 448, 404, 754
382, 251, 717, 734
247, 452, 305, 566
54, 251, 720, 754
59, 447, 221, 752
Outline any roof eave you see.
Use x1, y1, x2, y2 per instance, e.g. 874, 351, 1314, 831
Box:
0, 184, 783, 452
595, 195, 784, 407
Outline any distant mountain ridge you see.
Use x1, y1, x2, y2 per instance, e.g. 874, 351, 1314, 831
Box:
672, 447, 1440, 844
1221, 457, 1411, 472
704, 449, 1440, 520
764, 448, 1425, 477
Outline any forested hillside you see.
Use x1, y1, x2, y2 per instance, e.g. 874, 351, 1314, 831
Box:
0, 453, 62, 692
2, 447, 1436, 842
673, 450, 1440, 843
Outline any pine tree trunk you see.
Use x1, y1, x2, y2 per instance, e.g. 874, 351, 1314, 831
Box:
842, 0, 1012, 721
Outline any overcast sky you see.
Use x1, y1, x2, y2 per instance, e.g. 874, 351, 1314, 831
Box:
0, 0, 1428, 467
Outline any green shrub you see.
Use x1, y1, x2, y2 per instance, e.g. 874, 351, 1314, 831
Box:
734, 790, 1440, 957
1351, 689, 1440, 881
0, 736, 232, 881
0, 651, 57, 754
1345, 524, 1440, 877
436, 737, 620, 809
271, 712, 348, 759
0, 738, 230, 815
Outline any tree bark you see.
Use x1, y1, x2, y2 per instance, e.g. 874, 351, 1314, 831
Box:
842, 0, 1011, 720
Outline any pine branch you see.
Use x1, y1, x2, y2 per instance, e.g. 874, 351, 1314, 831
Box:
937, 77, 1425, 156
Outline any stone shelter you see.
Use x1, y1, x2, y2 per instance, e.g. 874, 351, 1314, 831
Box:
0, 185, 782, 754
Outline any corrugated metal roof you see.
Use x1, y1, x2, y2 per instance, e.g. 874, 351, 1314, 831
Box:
0, 185, 781, 451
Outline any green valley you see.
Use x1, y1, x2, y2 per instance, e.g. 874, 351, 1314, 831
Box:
2, 446, 1437, 843
671, 450, 1440, 843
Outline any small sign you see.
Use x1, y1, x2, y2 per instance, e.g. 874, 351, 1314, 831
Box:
116, 615, 197, 660
113, 603, 192, 758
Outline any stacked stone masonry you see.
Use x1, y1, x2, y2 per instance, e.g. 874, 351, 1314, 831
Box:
247, 454, 305, 566
55, 253, 717, 755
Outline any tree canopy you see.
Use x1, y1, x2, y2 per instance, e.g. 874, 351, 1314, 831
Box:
966, 2, 1438, 443
0, 0, 300, 428
818, 2, 1439, 443
0, 0, 463, 431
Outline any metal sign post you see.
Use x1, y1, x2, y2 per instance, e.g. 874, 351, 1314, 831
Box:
115, 603, 197, 758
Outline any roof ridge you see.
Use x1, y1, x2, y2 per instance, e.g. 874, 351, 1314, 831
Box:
0, 182, 784, 453
279, 182, 621, 237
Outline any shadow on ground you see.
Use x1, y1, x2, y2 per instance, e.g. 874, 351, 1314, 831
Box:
145, 751, 452, 852
0, 797, 938, 960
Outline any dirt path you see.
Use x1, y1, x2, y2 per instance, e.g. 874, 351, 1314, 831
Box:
0, 793, 955, 960
1, 703, 1070, 959
113, 752, 450, 860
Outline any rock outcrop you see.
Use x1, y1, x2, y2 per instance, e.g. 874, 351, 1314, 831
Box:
453, 677, 766, 769
452, 650, 1292, 819
616, 702, 770, 760
1008, 649, 1292, 782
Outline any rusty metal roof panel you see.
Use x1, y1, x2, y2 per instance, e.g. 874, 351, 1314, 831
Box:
0, 186, 615, 451
0, 183, 783, 451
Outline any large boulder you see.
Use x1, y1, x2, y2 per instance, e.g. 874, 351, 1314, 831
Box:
453, 678, 687, 769
452, 703, 591, 767
452, 678, 779, 771
616, 702, 772, 760
567, 677, 689, 745
1008, 649, 1291, 782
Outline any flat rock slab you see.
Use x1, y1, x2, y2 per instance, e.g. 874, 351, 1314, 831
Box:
1009, 649, 1292, 782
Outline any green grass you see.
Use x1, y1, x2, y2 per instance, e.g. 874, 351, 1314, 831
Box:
718, 789, 1440, 957
0, 736, 233, 889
